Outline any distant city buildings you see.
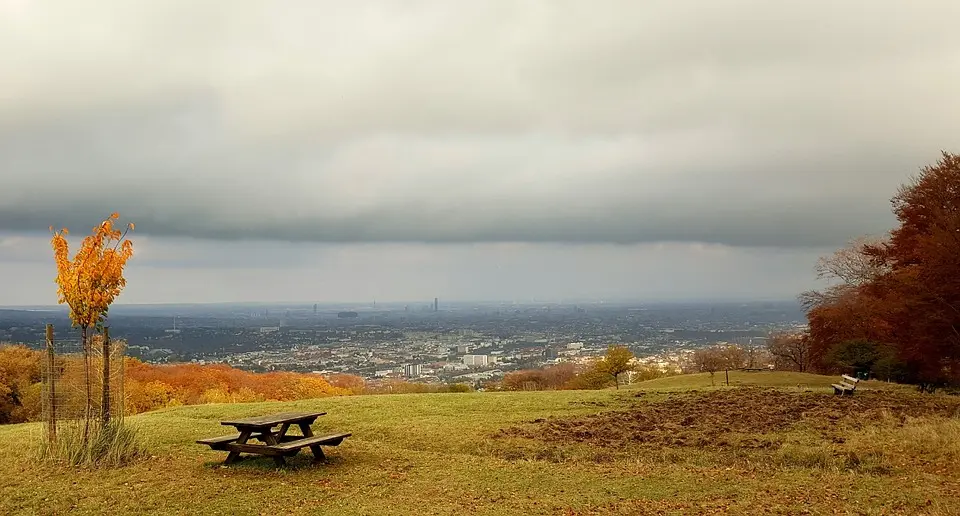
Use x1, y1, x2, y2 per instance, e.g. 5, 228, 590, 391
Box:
0, 300, 806, 385
403, 364, 422, 378
463, 355, 489, 367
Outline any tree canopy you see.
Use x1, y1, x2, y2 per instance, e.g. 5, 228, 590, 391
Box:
804, 152, 960, 389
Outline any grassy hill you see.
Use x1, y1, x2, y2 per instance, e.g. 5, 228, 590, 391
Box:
1, 372, 958, 515
628, 370, 907, 391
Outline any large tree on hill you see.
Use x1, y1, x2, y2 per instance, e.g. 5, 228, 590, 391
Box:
805, 152, 960, 389
864, 152, 960, 388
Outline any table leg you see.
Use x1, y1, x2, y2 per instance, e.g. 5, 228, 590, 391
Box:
310, 445, 326, 463
258, 431, 288, 467
224, 430, 252, 465
298, 423, 314, 438
298, 423, 326, 462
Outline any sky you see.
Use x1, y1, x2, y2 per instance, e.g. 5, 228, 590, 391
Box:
1, 0, 959, 305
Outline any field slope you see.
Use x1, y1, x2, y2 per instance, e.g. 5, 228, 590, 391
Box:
1, 372, 959, 515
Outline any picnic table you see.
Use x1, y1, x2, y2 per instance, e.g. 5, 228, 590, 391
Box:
197, 411, 351, 467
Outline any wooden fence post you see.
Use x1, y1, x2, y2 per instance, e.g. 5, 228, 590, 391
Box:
101, 326, 111, 424
45, 324, 56, 442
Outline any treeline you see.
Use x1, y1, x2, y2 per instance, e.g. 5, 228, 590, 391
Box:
494, 346, 677, 391
780, 152, 960, 391
0, 344, 471, 424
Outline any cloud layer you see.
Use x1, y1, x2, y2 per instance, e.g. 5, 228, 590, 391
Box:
0, 233, 828, 305
2, 0, 959, 247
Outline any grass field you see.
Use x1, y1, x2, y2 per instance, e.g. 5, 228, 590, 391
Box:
1, 371, 959, 515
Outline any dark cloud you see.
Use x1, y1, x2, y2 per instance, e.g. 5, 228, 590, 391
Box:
1, 0, 958, 248
0, 237, 830, 305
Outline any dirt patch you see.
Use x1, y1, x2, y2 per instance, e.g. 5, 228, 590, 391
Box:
497, 388, 960, 449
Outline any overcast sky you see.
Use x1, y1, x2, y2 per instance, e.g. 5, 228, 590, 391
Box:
1, 0, 958, 305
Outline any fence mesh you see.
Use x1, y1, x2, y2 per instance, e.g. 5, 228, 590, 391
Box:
40, 327, 126, 441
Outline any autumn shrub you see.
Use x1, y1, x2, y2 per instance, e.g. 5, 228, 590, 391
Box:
0, 344, 42, 424
502, 369, 550, 391
562, 366, 614, 390
326, 373, 365, 393
124, 359, 349, 412
502, 363, 579, 391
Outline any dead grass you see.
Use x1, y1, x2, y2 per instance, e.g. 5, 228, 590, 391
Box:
498, 388, 960, 450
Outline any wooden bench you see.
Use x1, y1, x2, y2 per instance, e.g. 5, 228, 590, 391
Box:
832, 374, 860, 396
197, 411, 351, 467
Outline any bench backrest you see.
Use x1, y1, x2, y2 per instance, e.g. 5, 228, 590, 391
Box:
841, 374, 860, 384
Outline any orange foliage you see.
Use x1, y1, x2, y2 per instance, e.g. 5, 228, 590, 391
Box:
122, 359, 353, 414
805, 152, 960, 388
0, 345, 42, 424
326, 373, 366, 393
51, 213, 134, 331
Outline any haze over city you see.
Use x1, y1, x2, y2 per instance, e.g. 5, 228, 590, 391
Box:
3, 0, 959, 305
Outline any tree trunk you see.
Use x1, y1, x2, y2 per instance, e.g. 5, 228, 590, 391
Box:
45, 324, 56, 443
82, 325, 91, 444
101, 326, 111, 424
725, 369, 729, 386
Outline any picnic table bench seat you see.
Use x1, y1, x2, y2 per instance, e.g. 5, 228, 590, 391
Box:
197, 411, 350, 467
273, 433, 351, 452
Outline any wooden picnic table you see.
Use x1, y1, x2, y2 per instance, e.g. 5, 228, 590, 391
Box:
197, 411, 351, 467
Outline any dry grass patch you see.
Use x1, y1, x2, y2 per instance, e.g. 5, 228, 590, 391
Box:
496, 387, 960, 476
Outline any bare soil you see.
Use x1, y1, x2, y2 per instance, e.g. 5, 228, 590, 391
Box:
497, 387, 960, 449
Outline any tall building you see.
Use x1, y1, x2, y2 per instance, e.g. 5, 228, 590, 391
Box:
403, 364, 422, 378
434, 297, 438, 312
462, 355, 488, 367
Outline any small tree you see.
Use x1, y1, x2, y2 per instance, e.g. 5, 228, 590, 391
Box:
692, 347, 724, 386
596, 345, 635, 389
766, 332, 811, 372
51, 213, 133, 440
718, 344, 747, 386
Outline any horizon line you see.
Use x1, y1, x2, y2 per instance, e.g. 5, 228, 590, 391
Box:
0, 297, 803, 310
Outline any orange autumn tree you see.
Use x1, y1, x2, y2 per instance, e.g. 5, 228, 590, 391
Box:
51, 213, 134, 431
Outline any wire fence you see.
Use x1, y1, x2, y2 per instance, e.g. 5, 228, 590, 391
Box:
40, 325, 126, 442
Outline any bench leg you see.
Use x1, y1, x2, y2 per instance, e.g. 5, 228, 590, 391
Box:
224, 430, 252, 464
310, 445, 326, 463
257, 432, 289, 468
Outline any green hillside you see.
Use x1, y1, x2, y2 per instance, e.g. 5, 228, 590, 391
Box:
628, 370, 902, 391
1, 372, 958, 515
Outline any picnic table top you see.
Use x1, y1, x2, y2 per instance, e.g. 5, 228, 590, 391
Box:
220, 411, 326, 428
